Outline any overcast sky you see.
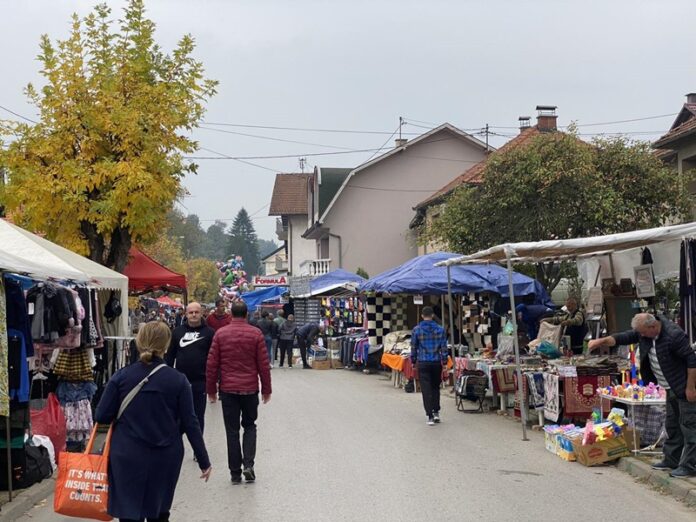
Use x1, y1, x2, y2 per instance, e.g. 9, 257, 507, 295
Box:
2, 0, 695, 241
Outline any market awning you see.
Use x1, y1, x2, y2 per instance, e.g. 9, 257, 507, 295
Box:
241, 285, 286, 312
359, 252, 547, 299
123, 247, 187, 294
296, 269, 366, 298
436, 222, 696, 266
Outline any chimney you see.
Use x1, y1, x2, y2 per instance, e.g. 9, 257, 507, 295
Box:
536, 105, 558, 132
518, 116, 531, 133
686, 93, 696, 104
395, 138, 408, 148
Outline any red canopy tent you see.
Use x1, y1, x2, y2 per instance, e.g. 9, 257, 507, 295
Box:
155, 295, 184, 308
123, 247, 187, 298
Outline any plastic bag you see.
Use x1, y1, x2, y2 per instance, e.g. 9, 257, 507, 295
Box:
536, 340, 561, 359
31, 393, 67, 463
503, 322, 515, 336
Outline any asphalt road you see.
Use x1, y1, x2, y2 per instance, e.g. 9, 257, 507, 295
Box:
16, 367, 696, 521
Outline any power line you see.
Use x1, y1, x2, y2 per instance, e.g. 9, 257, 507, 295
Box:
361, 123, 401, 164
201, 121, 423, 136
0, 105, 37, 124
196, 147, 278, 172
185, 147, 391, 160
197, 126, 360, 150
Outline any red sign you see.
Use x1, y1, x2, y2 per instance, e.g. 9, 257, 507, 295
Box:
253, 275, 288, 286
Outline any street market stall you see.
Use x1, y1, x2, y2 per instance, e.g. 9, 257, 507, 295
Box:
123, 247, 187, 300
437, 221, 696, 441
0, 220, 128, 501
359, 252, 551, 388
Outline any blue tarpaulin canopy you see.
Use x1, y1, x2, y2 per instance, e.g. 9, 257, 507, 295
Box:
300, 269, 366, 298
359, 252, 550, 302
241, 285, 286, 312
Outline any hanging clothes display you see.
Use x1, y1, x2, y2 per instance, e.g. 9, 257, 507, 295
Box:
0, 278, 10, 417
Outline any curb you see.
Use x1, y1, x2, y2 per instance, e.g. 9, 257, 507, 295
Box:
618, 457, 696, 507
0, 478, 55, 521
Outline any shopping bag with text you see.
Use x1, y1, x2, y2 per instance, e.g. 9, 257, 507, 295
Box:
53, 424, 112, 521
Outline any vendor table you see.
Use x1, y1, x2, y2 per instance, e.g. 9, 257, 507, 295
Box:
599, 394, 666, 455
381, 354, 452, 389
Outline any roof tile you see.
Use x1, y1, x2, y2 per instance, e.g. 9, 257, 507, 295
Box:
269, 173, 311, 216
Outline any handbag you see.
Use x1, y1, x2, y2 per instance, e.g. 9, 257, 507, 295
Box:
54, 364, 166, 521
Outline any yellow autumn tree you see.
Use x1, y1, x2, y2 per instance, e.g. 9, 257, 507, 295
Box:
185, 258, 221, 304
0, 0, 217, 271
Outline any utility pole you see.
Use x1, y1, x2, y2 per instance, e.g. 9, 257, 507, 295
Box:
485, 124, 489, 151
299, 157, 307, 173
399, 116, 403, 141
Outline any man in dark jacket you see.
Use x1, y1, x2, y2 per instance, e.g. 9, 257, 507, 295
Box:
411, 307, 449, 426
257, 312, 276, 368
207, 301, 272, 484
296, 321, 323, 369
589, 313, 696, 478
166, 302, 216, 435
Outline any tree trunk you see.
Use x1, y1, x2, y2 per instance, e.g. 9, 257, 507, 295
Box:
81, 220, 106, 266
106, 225, 132, 273
536, 262, 562, 294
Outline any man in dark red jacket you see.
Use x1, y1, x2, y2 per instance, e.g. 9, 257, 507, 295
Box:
207, 300, 272, 484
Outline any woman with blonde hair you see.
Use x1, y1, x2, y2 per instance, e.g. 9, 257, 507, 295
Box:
95, 321, 212, 522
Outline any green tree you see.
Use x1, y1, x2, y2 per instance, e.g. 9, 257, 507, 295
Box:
204, 220, 229, 261
258, 238, 279, 259
166, 209, 206, 259
425, 132, 692, 291
0, 1, 217, 271
228, 208, 261, 276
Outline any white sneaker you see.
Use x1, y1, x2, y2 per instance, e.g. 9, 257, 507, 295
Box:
433, 412, 441, 423
426, 416, 435, 426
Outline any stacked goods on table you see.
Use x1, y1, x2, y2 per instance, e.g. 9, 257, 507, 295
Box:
543, 424, 582, 461
597, 383, 667, 401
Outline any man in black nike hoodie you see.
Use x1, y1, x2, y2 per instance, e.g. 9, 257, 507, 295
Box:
166, 302, 216, 434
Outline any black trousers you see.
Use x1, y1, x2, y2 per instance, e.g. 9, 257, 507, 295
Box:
220, 392, 259, 477
278, 339, 294, 366
120, 513, 169, 522
190, 380, 207, 435
297, 336, 309, 367
663, 390, 696, 471
418, 362, 442, 417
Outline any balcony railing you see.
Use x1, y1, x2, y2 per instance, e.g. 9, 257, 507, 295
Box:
299, 258, 332, 276
275, 257, 288, 272
275, 218, 288, 240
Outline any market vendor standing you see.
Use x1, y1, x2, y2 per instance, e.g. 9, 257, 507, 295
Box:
542, 297, 587, 354
589, 313, 696, 478
296, 321, 324, 369
411, 306, 449, 426
516, 303, 553, 341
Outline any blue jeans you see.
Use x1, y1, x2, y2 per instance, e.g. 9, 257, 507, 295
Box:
264, 336, 273, 364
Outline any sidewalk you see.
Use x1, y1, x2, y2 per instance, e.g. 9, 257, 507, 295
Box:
618, 457, 696, 507
0, 478, 55, 521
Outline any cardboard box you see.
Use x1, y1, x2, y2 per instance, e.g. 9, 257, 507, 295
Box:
623, 428, 640, 452
330, 350, 344, 369
309, 358, 331, 370
572, 436, 629, 467
544, 432, 559, 455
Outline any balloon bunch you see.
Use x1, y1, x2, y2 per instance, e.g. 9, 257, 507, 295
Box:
217, 255, 249, 300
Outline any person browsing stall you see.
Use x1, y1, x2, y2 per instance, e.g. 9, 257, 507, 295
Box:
95, 321, 211, 522
589, 313, 696, 478
296, 321, 324, 369
411, 306, 449, 426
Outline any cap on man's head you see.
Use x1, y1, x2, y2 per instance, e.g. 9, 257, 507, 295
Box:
421, 306, 434, 318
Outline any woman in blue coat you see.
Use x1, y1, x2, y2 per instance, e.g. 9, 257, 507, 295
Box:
95, 321, 212, 522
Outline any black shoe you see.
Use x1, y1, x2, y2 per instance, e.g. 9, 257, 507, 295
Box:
651, 460, 675, 471
303, 365, 311, 369
231, 475, 242, 485
433, 412, 441, 423
243, 467, 256, 482
670, 467, 696, 479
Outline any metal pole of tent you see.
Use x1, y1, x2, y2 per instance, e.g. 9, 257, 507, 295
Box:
447, 266, 456, 385
687, 239, 693, 345
506, 255, 528, 441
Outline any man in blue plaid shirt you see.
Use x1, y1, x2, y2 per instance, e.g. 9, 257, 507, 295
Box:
411, 306, 449, 426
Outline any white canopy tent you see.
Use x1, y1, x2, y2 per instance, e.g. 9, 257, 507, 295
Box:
436, 221, 696, 441
0, 220, 129, 336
